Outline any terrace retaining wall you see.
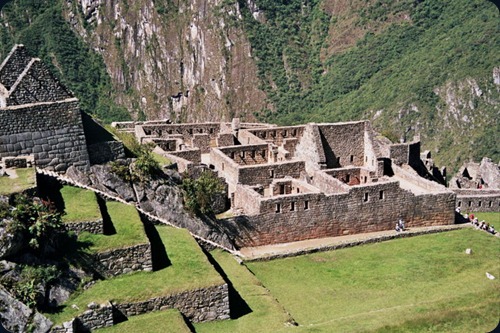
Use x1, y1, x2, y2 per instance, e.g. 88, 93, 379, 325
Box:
64, 219, 103, 235
94, 243, 153, 276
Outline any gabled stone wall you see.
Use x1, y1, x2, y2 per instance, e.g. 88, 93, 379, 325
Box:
0, 100, 90, 172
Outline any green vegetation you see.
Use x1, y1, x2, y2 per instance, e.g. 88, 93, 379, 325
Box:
195, 250, 294, 333
472, 212, 500, 224
244, 228, 499, 332
47, 226, 223, 324
181, 171, 226, 216
60, 186, 101, 223
3, 264, 60, 309
0, 0, 130, 123
5, 194, 67, 254
77, 201, 147, 252
0, 168, 36, 195
98, 309, 191, 333
238, 0, 500, 168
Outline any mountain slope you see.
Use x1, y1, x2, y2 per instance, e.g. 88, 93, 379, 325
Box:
0, 0, 498, 169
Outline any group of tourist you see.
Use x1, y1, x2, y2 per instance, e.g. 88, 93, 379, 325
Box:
456, 207, 496, 235
395, 218, 405, 232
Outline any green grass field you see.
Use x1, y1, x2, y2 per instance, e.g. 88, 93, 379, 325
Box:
48, 226, 223, 325
0, 168, 36, 195
98, 309, 191, 333
194, 250, 294, 333
473, 212, 499, 226
77, 201, 148, 252
244, 228, 499, 333
60, 186, 101, 222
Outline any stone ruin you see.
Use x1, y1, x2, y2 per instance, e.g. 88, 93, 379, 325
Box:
113, 117, 500, 248
0, 44, 125, 174
449, 157, 500, 213
0, 43, 498, 250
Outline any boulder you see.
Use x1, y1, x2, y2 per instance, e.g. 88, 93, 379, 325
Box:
0, 220, 25, 259
0, 286, 52, 333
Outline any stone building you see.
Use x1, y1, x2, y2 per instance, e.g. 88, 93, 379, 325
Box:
0, 44, 90, 172
114, 118, 461, 248
449, 157, 500, 213
0, 45, 125, 172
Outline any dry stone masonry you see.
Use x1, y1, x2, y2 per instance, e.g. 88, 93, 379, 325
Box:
112, 117, 488, 249
0, 45, 90, 173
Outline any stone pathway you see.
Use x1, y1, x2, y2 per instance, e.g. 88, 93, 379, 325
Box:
238, 224, 474, 261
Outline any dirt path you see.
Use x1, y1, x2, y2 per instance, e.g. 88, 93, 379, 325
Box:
238, 224, 472, 261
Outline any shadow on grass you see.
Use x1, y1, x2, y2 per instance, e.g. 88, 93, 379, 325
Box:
139, 213, 171, 271
96, 194, 116, 235
201, 248, 252, 319
36, 173, 64, 212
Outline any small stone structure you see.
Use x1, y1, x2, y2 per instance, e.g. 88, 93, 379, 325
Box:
114, 118, 462, 248
51, 284, 229, 332
449, 157, 500, 212
0, 45, 90, 173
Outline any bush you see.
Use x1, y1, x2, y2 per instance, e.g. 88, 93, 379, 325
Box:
9, 194, 66, 255
181, 171, 226, 216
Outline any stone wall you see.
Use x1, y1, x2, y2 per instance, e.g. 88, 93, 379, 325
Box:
0, 44, 32, 91
87, 141, 125, 165
390, 143, 409, 166
210, 148, 240, 185
248, 126, 305, 147
64, 219, 103, 235
218, 144, 269, 165
53, 284, 230, 332
228, 179, 455, 247
216, 133, 235, 147
454, 189, 500, 212
238, 161, 306, 186
142, 123, 221, 143
6, 60, 72, 106
152, 138, 179, 151
238, 129, 266, 145
167, 149, 201, 164
294, 124, 327, 172
0, 99, 90, 172
115, 284, 230, 323
191, 133, 211, 153
311, 170, 350, 194
318, 122, 366, 168
3, 156, 31, 168
94, 243, 153, 276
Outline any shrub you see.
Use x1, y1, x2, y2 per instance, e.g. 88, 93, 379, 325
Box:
9, 194, 66, 255
181, 171, 226, 216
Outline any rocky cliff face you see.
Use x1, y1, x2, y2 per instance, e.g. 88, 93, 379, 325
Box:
64, 0, 266, 122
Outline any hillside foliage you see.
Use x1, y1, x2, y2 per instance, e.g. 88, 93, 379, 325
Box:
0, 0, 130, 123
0, 0, 498, 169
236, 0, 499, 168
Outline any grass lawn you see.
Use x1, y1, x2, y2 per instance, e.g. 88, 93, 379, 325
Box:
0, 168, 36, 195
194, 250, 294, 333
245, 228, 500, 333
60, 186, 101, 223
47, 226, 223, 325
77, 201, 148, 252
473, 212, 499, 225
97, 309, 191, 333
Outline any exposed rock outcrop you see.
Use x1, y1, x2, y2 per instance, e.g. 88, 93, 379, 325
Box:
0, 286, 52, 333
63, 0, 267, 121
